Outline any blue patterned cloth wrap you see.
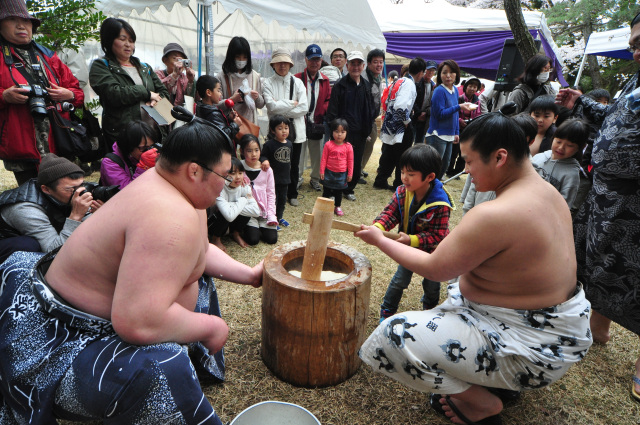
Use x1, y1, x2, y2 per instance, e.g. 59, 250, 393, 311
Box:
0, 250, 225, 424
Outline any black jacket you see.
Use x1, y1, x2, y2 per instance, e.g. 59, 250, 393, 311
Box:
195, 103, 240, 141
412, 79, 435, 125
326, 74, 376, 136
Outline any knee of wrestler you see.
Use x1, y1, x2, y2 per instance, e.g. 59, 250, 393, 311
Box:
204, 316, 229, 354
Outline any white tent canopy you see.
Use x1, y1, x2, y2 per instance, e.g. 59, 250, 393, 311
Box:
92, 0, 386, 76
575, 27, 632, 87
369, 0, 551, 33
585, 27, 631, 57
367, 0, 564, 83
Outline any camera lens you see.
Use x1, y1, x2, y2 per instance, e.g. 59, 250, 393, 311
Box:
29, 96, 47, 116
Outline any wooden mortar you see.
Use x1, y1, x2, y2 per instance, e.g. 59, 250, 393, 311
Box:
261, 241, 372, 387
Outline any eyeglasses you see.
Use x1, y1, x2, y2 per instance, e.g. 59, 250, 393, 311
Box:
195, 162, 233, 183
627, 43, 640, 53
332, 54, 346, 59
542, 67, 554, 73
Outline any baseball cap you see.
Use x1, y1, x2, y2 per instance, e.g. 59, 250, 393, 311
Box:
426, 60, 438, 70
347, 51, 365, 62
305, 44, 322, 59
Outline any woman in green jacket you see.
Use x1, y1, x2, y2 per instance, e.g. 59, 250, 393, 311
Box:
89, 18, 169, 147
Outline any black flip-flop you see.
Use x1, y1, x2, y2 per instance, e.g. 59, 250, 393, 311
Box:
429, 394, 502, 425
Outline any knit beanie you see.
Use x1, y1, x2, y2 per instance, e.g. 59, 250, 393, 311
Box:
37, 154, 83, 187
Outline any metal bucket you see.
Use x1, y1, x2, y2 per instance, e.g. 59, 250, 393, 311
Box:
230, 401, 321, 425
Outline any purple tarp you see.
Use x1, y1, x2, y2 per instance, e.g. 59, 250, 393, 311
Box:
384, 29, 568, 86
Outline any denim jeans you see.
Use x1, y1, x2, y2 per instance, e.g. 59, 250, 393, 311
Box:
426, 134, 452, 179
381, 264, 441, 314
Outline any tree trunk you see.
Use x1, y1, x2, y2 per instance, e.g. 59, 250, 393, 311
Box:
581, 20, 603, 89
504, 0, 539, 63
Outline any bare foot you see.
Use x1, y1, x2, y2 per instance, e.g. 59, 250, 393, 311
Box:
440, 386, 502, 424
590, 310, 611, 344
211, 236, 227, 252
231, 231, 249, 248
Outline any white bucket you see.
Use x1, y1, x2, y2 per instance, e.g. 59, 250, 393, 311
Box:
229, 401, 321, 425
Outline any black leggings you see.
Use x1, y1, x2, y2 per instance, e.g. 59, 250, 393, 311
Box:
243, 225, 278, 245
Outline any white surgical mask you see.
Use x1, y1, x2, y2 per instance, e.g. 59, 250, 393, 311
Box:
537, 71, 550, 83
236, 60, 247, 70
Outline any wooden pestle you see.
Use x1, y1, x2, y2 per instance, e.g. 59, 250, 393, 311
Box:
302, 213, 401, 240
301, 197, 335, 280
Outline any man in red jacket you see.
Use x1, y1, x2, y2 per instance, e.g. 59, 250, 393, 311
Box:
295, 44, 331, 191
0, 0, 84, 184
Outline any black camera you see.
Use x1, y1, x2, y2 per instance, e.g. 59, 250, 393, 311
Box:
78, 182, 119, 203
19, 84, 48, 116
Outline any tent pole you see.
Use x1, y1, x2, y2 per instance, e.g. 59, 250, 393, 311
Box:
197, 5, 202, 78
574, 50, 588, 88
206, 4, 215, 75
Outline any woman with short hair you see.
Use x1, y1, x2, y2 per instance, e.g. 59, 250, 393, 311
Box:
89, 17, 169, 148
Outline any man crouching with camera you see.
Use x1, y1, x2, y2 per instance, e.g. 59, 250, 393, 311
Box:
0, 153, 104, 263
0, 1, 84, 184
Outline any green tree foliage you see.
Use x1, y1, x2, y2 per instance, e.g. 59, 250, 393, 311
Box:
27, 0, 104, 51
544, 0, 639, 93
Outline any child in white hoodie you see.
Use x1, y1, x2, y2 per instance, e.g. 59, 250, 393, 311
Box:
208, 157, 260, 250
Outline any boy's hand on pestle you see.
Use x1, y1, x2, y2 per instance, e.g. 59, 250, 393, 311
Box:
354, 224, 385, 246
396, 232, 411, 245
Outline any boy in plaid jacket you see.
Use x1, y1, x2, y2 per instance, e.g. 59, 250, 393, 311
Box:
373, 144, 454, 322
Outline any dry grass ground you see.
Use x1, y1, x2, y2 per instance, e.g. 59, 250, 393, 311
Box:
5, 140, 639, 424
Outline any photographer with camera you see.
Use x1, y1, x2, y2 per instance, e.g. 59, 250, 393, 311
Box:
0, 0, 84, 185
156, 42, 196, 107
100, 120, 160, 189
0, 154, 103, 263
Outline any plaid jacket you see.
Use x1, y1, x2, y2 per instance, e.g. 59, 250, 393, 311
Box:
373, 179, 453, 252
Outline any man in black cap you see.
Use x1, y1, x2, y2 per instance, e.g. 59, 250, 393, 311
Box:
0, 153, 100, 262
156, 42, 196, 106
413, 59, 437, 144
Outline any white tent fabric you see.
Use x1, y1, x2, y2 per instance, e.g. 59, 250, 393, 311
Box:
369, 0, 549, 33
93, 0, 386, 76
367, 0, 563, 76
575, 27, 632, 87
585, 27, 631, 57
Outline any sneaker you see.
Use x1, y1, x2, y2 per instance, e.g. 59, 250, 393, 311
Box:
289, 198, 299, 207
358, 178, 367, 184
276, 225, 282, 231
380, 308, 394, 323
362, 171, 369, 178
334, 207, 344, 216
345, 193, 357, 201
279, 218, 290, 227
310, 180, 322, 191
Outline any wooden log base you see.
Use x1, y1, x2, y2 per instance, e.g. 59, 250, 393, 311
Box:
262, 240, 372, 387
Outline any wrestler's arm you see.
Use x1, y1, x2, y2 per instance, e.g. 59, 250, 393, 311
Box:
111, 212, 228, 353
356, 202, 506, 282
204, 242, 263, 288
